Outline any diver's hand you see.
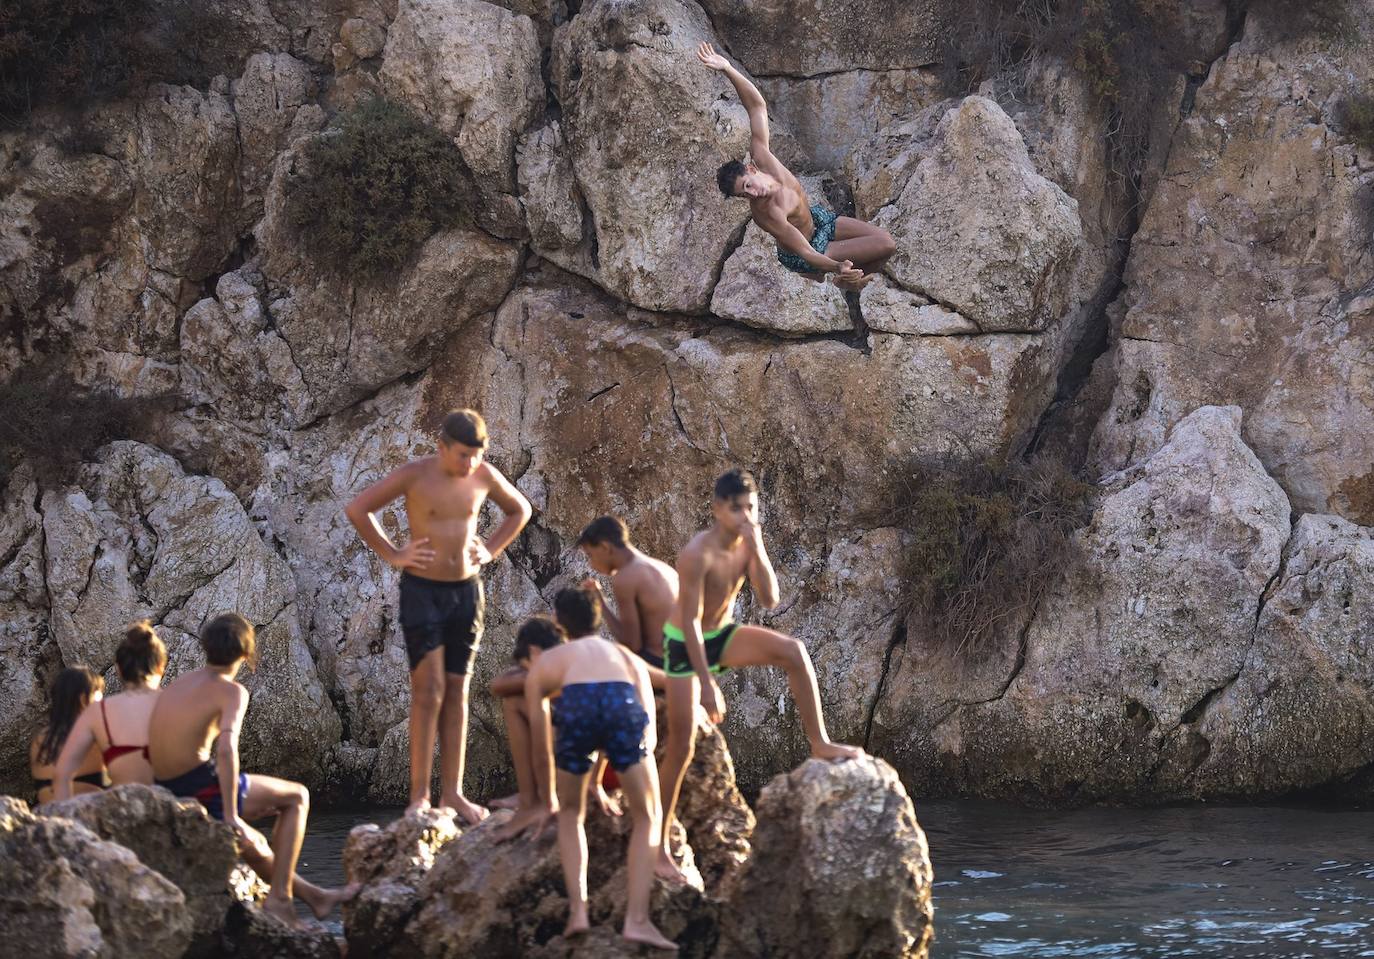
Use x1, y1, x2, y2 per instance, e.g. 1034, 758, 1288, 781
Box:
700, 677, 726, 724
391, 538, 435, 571
696, 41, 729, 71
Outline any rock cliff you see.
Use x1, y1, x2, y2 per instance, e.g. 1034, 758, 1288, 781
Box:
1, 0, 1371, 808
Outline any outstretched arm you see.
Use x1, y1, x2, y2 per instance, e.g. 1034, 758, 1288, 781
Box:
697, 42, 772, 161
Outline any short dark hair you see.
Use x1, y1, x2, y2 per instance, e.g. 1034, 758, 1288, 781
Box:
38, 666, 104, 765
116, 620, 167, 684
713, 467, 758, 501
554, 585, 602, 638
201, 612, 256, 668
716, 159, 746, 198
513, 615, 566, 662
577, 515, 630, 549
440, 409, 488, 448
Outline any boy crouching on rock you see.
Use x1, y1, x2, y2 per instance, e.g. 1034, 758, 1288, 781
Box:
506, 589, 678, 952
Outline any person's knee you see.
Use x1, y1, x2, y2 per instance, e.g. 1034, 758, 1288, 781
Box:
412, 674, 445, 711
877, 229, 896, 258
780, 637, 809, 670
665, 729, 695, 765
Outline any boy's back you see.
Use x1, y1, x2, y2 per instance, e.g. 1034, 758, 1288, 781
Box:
147, 670, 240, 778
550, 636, 646, 690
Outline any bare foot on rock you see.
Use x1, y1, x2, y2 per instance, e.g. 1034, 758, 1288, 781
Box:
440, 794, 489, 826
494, 806, 552, 842
262, 895, 302, 930
623, 918, 679, 952
303, 882, 360, 920
405, 797, 432, 817
654, 848, 691, 885
564, 906, 591, 939
489, 793, 521, 811
812, 740, 864, 762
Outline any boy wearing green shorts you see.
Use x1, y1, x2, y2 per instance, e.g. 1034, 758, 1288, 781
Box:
656, 468, 862, 883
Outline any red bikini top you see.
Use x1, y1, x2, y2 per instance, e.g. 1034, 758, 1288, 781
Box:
100, 700, 149, 764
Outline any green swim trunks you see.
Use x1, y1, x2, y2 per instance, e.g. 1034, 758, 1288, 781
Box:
777, 203, 838, 274
663, 621, 740, 678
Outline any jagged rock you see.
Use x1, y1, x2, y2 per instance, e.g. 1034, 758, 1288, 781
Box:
232, 53, 320, 220
719, 756, 934, 959
1090, 16, 1374, 520
757, 70, 944, 171
257, 142, 523, 418
860, 277, 980, 336
518, 120, 590, 256
870, 96, 1083, 332
662, 707, 755, 892
0, 795, 193, 958
342, 808, 462, 958
710, 220, 852, 337
40, 442, 340, 785
547, 0, 753, 312
0, 470, 53, 797
43, 784, 241, 957
379, 0, 543, 232
871, 406, 1293, 802
697, 0, 942, 76
1196, 514, 1374, 794
222, 901, 342, 959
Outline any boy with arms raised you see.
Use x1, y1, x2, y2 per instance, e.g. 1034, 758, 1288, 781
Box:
148, 613, 356, 927
657, 468, 863, 881
508, 589, 677, 952
345, 409, 531, 822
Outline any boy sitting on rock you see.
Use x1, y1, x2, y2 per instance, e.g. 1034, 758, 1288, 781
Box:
505, 589, 677, 952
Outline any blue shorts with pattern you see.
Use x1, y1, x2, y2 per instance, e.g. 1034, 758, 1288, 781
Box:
777, 203, 838, 274
552, 681, 648, 774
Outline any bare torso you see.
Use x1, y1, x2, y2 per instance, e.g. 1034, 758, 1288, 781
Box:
29, 734, 102, 803
750, 165, 813, 241
668, 530, 752, 633
539, 636, 645, 692
95, 690, 159, 784
403, 458, 490, 582
617, 553, 679, 653
146, 670, 239, 779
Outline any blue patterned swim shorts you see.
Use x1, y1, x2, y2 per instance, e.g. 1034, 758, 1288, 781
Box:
777, 203, 838, 274
552, 681, 648, 774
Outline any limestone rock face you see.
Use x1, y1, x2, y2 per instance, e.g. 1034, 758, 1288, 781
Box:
0, 471, 53, 797
379, 0, 543, 233
697, 0, 942, 76
1090, 20, 1374, 520
720, 757, 934, 959
872, 406, 1293, 802
43, 784, 240, 957
871, 96, 1084, 332
258, 152, 523, 418
40, 442, 340, 784
548, 0, 753, 312
1196, 514, 1374, 795
0, 796, 193, 959
710, 221, 852, 336
860, 277, 981, 336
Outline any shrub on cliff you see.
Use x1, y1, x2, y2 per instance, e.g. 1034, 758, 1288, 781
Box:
880, 454, 1096, 655
0, 363, 173, 487
284, 97, 478, 280
0, 0, 233, 128
1335, 91, 1374, 153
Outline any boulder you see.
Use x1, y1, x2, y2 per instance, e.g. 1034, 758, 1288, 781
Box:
697, 0, 942, 76
1195, 514, 1374, 795
43, 784, 241, 957
710, 220, 852, 337
0, 795, 193, 959
869, 96, 1084, 333
232, 53, 321, 221
870, 406, 1293, 802
1089, 18, 1374, 520
379, 0, 543, 232
221, 901, 343, 959
719, 756, 934, 959
547, 0, 753, 312
662, 707, 755, 892
859, 277, 980, 336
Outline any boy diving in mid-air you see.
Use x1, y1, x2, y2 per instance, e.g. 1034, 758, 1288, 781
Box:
698, 41, 896, 291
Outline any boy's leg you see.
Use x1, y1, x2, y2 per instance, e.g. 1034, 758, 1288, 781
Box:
502, 693, 538, 810
719, 626, 863, 762
827, 216, 897, 273
438, 671, 488, 824
408, 647, 445, 814
654, 675, 696, 883
241, 775, 359, 921
617, 763, 678, 952
555, 768, 592, 938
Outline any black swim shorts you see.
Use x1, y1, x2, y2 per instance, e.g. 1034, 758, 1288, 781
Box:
399, 572, 484, 674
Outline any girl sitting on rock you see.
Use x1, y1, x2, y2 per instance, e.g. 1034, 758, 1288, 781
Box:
54, 621, 167, 799
31, 667, 108, 804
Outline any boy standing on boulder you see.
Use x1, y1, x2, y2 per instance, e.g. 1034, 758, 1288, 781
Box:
657, 468, 863, 879
507, 588, 678, 952
345, 409, 532, 822
148, 613, 357, 927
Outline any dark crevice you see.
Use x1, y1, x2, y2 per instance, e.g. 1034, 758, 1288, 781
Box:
861, 615, 905, 751
585, 381, 619, 402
